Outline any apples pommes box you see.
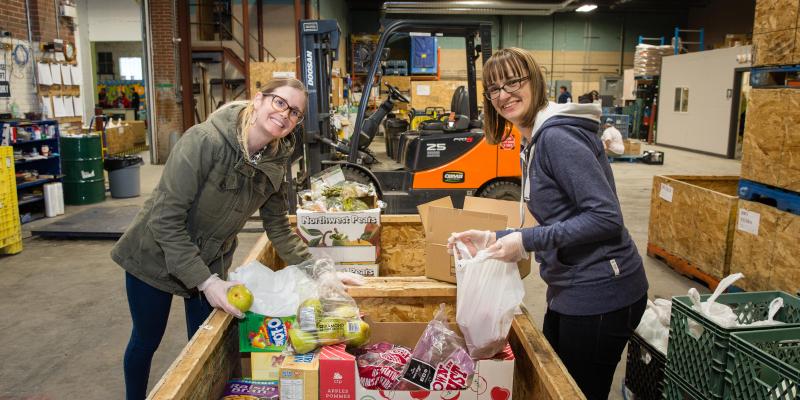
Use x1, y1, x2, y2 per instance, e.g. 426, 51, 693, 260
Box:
296, 206, 381, 264
417, 196, 535, 284
319, 320, 514, 400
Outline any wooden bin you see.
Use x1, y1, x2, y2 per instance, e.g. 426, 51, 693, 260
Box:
729, 200, 800, 292
648, 176, 740, 280
147, 215, 586, 400
752, 0, 800, 66
740, 89, 800, 193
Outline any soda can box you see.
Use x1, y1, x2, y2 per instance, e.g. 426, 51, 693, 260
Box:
221, 379, 279, 399
239, 312, 295, 353
296, 208, 381, 263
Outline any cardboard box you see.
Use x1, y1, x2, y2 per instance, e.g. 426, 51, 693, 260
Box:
417, 196, 535, 283
239, 312, 295, 353
334, 263, 380, 277
252, 352, 289, 381
297, 208, 381, 263
125, 120, 146, 145
280, 351, 320, 400
623, 139, 641, 155
319, 321, 514, 400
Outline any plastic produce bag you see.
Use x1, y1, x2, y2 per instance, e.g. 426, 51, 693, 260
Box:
354, 342, 412, 390
741, 297, 785, 328
399, 304, 476, 391
228, 260, 317, 317
288, 259, 371, 354
453, 240, 525, 359
635, 298, 672, 354
688, 273, 743, 332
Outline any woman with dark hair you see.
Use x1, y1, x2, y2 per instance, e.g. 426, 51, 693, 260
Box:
449, 48, 648, 399
112, 78, 312, 399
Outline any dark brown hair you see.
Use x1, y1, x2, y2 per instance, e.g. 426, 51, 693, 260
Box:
482, 47, 548, 144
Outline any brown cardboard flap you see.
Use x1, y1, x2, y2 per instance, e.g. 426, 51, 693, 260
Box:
463, 196, 537, 228
426, 207, 508, 244
417, 197, 454, 233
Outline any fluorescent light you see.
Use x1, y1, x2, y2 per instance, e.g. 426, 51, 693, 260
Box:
576, 4, 598, 12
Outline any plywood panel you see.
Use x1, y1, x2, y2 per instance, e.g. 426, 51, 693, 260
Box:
741, 89, 786, 188
753, 29, 796, 66
648, 175, 740, 279
780, 83, 800, 191
249, 61, 296, 97
410, 80, 484, 110
381, 76, 411, 93
729, 200, 800, 293
754, 0, 799, 34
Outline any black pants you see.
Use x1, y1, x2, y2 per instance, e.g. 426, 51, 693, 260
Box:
542, 295, 647, 400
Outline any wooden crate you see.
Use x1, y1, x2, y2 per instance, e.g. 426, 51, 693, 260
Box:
648, 176, 740, 280
741, 89, 800, 192
753, 28, 798, 66
729, 200, 800, 293
105, 124, 136, 155
753, 0, 799, 34
148, 215, 586, 400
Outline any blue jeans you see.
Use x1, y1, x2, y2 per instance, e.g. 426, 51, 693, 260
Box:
123, 272, 212, 400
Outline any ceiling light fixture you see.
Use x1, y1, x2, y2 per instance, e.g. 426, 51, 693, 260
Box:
576, 4, 598, 12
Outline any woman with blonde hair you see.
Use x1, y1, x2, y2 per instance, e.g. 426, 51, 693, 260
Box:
112, 78, 311, 399
449, 48, 648, 399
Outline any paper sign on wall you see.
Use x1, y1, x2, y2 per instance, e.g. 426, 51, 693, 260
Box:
659, 183, 674, 202
737, 209, 760, 235
416, 84, 431, 96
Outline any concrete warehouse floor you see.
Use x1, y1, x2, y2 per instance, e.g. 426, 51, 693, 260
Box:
0, 143, 741, 399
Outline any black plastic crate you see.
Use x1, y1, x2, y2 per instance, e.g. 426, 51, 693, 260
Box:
625, 333, 667, 400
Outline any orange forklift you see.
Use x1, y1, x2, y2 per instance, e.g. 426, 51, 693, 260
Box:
296, 19, 522, 214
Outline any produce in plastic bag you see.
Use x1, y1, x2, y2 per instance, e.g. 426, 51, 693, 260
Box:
688, 273, 743, 334
740, 297, 785, 327
399, 304, 475, 391
453, 240, 524, 359
288, 259, 371, 353
354, 342, 413, 390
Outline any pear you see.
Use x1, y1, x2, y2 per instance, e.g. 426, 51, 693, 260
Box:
344, 319, 371, 348
297, 298, 323, 331
329, 305, 359, 319
227, 284, 254, 312
288, 327, 319, 354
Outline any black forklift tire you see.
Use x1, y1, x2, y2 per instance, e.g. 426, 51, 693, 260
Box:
479, 181, 522, 201
340, 164, 381, 194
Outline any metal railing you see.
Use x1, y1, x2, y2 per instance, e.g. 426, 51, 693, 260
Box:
188, 2, 277, 62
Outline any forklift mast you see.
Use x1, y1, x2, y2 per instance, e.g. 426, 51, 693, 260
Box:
348, 20, 493, 163
298, 20, 340, 177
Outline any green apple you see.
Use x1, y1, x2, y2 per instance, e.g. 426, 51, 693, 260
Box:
297, 298, 323, 330
227, 284, 254, 313
344, 319, 371, 348
288, 327, 319, 354
329, 305, 359, 319
316, 317, 346, 343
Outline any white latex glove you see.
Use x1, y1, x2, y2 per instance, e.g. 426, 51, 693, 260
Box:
485, 232, 529, 263
197, 274, 244, 318
447, 230, 496, 259
337, 271, 366, 286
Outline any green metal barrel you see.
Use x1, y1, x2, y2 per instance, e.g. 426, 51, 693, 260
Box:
60, 135, 105, 205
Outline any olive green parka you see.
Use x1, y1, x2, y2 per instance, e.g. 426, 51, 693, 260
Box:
111, 103, 310, 297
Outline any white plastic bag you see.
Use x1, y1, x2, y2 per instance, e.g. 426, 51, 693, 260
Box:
454, 240, 525, 359
228, 260, 317, 317
688, 273, 743, 330
635, 298, 672, 355
741, 297, 785, 328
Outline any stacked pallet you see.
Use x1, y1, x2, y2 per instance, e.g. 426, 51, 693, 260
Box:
729, 0, 800, 293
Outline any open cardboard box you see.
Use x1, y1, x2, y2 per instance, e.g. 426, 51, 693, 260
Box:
319, 319, 514, 400
417, 196, 536, 283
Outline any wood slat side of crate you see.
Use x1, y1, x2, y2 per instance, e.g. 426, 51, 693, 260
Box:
648, 175, 740, 279
753, 28, 798, 67
729, 200, 800, 293
510, 307, 587, 400
347, 276, 457, 322
753, 0, 799, 34
147, 311, 239, 400
252, 214, 426, 276
741, 89, 800, 192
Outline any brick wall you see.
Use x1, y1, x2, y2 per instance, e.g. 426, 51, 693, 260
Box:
3, 1, 29, 40
148, 0, 184, 164
28, 0, 75, 44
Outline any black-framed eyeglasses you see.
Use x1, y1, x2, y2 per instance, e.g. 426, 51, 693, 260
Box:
266, 94, 304, 123
484, 76, 530, 100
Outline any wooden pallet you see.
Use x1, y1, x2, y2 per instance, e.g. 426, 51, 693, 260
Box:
647, 242, 732, 291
